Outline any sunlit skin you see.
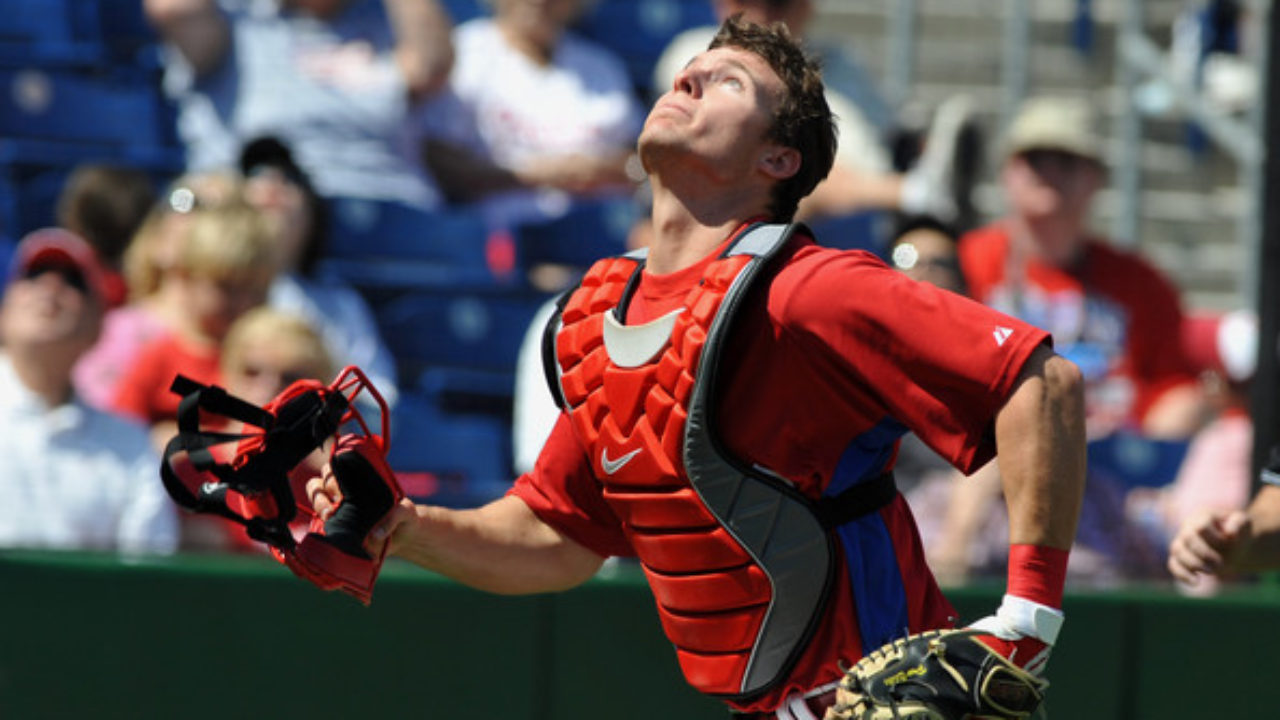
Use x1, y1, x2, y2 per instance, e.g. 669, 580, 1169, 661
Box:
0, 268, 100, 357
173, 270, 272, 345
639, 47, 799, 275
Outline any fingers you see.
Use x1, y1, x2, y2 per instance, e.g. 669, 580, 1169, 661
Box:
1167, 510, 1243, 585
305, 463, 342, 521
365, 497, 417, 558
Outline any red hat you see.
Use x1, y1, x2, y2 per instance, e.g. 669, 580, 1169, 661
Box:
9, 228, 108, 301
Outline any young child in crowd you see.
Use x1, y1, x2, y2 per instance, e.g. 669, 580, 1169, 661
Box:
110, 200, 277, 451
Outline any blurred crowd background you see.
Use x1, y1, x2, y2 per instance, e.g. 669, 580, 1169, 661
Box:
0, 0, 1270, 593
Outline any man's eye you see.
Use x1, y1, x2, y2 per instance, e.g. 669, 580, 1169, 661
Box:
722, 77, 743, 90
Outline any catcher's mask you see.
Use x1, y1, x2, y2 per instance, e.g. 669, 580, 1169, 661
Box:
160, 365, 403, 604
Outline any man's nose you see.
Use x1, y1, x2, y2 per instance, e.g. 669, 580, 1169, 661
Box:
672, 66, 700, 97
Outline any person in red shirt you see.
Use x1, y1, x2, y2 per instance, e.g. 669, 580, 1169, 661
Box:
958, 96, 1204, 583
959, 96, 1202, 438
111, 201, 276, 452
310, 18, 1085, 719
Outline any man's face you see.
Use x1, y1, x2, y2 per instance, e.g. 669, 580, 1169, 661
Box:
179, 270, 271, 342
639, 46, 787, 183
1002, 149, 1103, 221
0, 264, 101, 355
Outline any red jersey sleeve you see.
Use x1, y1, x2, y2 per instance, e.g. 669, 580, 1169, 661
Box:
508, 413, 635, 558
770, 247, 1051, 474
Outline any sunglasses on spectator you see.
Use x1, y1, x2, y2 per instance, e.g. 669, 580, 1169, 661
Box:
891, 243, 961, 273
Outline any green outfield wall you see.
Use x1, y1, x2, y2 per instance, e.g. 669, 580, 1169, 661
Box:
1, 550, 1277, 719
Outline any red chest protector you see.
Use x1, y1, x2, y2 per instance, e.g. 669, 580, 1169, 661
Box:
548, 223, 894, 700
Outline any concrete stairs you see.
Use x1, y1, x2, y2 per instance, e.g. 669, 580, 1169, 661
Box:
814, 0, 1259, 310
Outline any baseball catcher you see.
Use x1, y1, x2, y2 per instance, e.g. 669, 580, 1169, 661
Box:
159, 365, 403, 604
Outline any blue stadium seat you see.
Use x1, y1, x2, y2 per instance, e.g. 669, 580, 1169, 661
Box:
387, 390, 514, 506
0, 0, 158, 67
807, 211, 890, 255
573, 0, 717, 96
0, 138, 182, 242
1087, 430, 1192, 490
514, 196, 636, 270
320, 200, 510, 288
0, 67, 176, 147
375, 285, 551, 379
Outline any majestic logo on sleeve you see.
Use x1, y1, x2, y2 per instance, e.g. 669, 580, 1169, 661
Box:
993, 326, 1014, 347
600, 447, 642, 475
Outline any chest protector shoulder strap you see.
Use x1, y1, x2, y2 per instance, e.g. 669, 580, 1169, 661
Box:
547, 223, 843, 700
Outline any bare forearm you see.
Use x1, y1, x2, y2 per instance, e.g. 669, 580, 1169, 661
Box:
423, 140, 523, 202
995, 348, 1086, 549
383, 0, 454, 101
389, 495, 605, 594
143, 0, 229, 76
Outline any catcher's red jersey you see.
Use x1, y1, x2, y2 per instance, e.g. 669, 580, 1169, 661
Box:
511, 223, 1049, 713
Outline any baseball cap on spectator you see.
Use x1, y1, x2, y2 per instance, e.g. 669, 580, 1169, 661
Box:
1181, 309, 1258, 383
1003, 96, 1103, 166
9, 228, 108, 302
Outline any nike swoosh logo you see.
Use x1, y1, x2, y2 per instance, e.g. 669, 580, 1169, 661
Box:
600, 447, 642, 475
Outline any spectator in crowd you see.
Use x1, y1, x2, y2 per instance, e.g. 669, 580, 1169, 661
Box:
1128, 309, 1257, 591
73, 171, 244, 410
182, 306, 338, 552
143, 0, 454, 209
1168, 447, 1280, 590
415, 0, 646, 227
111, 201, 277, 451
652, 0, 974, 227
886, 214, 967, 295
55, 163, 157, 308
0, 229, 177, 554
239, 136, 400, 406
959, 96, 1204, 440
957, 95, 1205, 583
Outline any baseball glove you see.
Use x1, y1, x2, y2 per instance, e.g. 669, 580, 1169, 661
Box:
823, 629, 1047, 720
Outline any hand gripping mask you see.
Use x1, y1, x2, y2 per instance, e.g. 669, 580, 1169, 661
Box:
160, 366, 404, 604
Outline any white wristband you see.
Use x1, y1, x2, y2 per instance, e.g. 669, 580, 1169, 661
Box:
998, 594, 1065, 645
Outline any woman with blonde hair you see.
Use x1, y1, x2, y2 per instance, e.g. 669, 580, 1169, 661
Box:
73, 171, 245, 409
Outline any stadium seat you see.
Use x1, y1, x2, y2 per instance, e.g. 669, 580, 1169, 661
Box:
1086, 430, 1192, 490
0, 138, 182, 241
0, 67, 176, 147
513, 196, 636, 271
573, 0, 717, 97
387, 389, 514, 507
807, 211, 890, 255
375, 285, 552, 380
0, 0, 158, 66
320, 199, 511, 289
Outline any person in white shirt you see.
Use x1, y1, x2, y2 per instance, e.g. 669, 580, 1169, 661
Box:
416, 0, 645, 227
0, 229, 178, 554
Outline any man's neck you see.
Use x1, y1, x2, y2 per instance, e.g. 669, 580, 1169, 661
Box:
8, 348, 76, 408
646, 177, 770, 275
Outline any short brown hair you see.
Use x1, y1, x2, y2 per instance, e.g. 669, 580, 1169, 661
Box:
710, 15, 835, 221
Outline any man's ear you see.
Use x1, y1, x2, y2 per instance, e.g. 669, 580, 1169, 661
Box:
758, 145, 801, 180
